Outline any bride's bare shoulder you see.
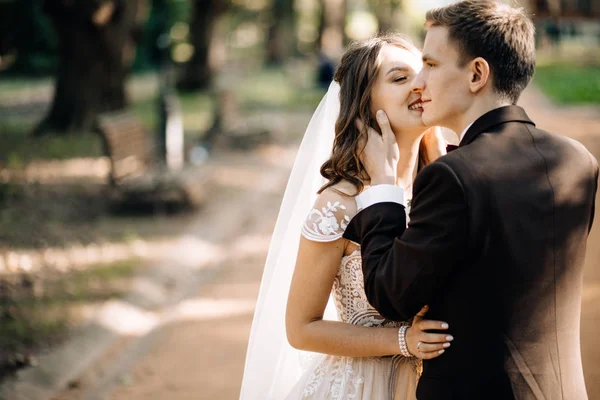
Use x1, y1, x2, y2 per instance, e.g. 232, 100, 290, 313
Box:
313, 181, 359, 217
301, 181, 360, 243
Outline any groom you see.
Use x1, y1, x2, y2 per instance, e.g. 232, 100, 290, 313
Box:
344, 1, 598, 399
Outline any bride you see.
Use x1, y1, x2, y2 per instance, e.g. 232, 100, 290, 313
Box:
240, 34, 454, 399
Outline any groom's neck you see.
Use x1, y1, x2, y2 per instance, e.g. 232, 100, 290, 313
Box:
454, 96, 512, 139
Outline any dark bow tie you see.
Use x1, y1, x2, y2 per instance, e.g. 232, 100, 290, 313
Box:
446, 144, 459, 153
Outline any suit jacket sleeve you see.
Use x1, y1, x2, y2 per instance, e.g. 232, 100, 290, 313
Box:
343, 161, 468, 321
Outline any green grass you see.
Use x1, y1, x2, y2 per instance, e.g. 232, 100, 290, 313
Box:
0, 121, 103, 166
534, 64, 600, 104
0, 65, 324, 165
178, 91, 214, 131
0, 260, 139, 358
46, 260, 138, 302
235, 67, 324, 110
131, 90, 214, 141
0, 77, 52, 96
131, 66, 325, 142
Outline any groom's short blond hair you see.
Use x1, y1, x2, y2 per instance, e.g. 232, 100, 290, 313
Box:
426, 0, 536, 104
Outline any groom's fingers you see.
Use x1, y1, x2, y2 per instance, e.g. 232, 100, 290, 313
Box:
421, 332, 453, 344
417, 342, 449, 354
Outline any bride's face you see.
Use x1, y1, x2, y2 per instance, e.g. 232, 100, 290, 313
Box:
370, 44, 426, 136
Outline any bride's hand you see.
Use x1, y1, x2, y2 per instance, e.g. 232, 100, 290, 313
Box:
405, 305, 453, 360
356, 111, 399, 186
421, 127, 447, 165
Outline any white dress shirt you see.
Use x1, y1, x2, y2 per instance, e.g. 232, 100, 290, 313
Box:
355, 123, 474, 211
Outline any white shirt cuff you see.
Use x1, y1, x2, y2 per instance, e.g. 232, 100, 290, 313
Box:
355, 185, 406, 212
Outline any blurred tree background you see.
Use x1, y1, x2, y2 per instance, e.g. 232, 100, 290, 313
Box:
0, 0, 420, 137
0, 0, 423, 381
0, 0, 598, 385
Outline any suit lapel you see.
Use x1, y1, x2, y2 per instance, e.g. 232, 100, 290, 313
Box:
459, 105, 536, 147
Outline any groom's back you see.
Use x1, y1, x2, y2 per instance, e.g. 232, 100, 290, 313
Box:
426, 119, 597, 399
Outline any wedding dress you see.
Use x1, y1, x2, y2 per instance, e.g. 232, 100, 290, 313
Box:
239, 82, 419, 400
283, 189, 421, 400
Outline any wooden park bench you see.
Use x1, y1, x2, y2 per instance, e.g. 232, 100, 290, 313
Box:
97, 111, 207, 209
203, 89, 271, 150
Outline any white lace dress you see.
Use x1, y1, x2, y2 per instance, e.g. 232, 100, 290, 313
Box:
285, 191, 420, 400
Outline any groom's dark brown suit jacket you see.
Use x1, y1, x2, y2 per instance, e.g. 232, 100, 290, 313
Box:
344, 106, 598, 399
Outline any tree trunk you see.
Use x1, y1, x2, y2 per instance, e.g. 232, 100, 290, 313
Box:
177, 0, 227, 91
34, 0, 145, 136
317, 0, 346, 59
265, 0, 297, 65
373, 0, 394, 34
547, 0, 561, 15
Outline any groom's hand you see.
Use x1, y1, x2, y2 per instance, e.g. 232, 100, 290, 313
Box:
405, 306, 453, 360
356, 110, 399, 186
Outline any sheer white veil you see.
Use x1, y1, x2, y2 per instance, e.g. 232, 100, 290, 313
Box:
239, 82, 341, 399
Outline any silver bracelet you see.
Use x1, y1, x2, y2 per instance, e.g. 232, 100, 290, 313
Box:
397, 323, 413, 358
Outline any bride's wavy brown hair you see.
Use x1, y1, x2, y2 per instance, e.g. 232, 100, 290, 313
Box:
318, 34, 433, 195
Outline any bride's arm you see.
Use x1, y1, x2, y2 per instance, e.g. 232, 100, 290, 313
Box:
285, 235, 451, 359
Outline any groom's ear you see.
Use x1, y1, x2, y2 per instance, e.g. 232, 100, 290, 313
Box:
468, 57, 491, 94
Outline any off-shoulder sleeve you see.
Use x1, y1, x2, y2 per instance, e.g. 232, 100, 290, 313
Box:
301, 189, 357, 243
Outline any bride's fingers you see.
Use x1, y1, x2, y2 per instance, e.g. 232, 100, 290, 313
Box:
419, 332, 453, 344
417, 319, 449, 331
415, 305, 429, 317
416, 342, 450, 354
418, 348, 447, 360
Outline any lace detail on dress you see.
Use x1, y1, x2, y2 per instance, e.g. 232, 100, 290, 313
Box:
332, 251, 402, 328
301, 357, 364, 399
301, 187, 356, 242
288, 187, 421, 400
292, 251, 417, 400
301, 201, 351, 242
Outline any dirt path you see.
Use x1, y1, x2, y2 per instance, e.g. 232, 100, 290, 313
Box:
44, 85, 600, 400
44, 143, 298, 400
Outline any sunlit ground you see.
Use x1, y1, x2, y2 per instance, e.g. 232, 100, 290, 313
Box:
97, 297, 258, 337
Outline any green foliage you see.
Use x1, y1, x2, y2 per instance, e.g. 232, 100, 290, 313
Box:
0, 0, 326, 78
0, 0, 57, 74
134, 0, 192, 71
0, 0, 193, 75
534, 64, 600, 104
1, 120, 103, 164
168, 0, 193, 23
0, 182, 20, 206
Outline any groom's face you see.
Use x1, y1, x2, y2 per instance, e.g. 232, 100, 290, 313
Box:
412, 26, 473, 130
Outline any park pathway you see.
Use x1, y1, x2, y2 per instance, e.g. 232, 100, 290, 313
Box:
48, 86, 600, 400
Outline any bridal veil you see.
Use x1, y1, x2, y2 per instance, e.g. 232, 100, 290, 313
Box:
239, 82, 341, 399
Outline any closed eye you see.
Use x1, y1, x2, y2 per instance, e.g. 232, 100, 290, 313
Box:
393, 76, 407, 83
